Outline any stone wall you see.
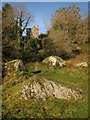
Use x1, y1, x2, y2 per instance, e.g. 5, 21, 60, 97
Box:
26, 25, 39, 38
31, 25, 39, 38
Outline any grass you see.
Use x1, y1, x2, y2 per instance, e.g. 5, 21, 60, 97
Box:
2, 95, 88, 118
39, 67, 88, 91
2, 53, 88, 118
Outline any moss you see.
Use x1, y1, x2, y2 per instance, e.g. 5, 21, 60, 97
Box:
2, 61, 88, 118
3, 97, 88, 118
3, 60, 25, 78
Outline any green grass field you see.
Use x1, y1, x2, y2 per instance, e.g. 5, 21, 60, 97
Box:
2, 61, 88, 119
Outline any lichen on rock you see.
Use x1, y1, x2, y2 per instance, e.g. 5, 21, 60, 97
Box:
18, 75, 82, 101
3, 59, 25, 77
42, 56, 66, 68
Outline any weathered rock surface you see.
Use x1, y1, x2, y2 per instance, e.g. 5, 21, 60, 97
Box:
75, 62, 88, 68
42, 56, 66, 68
3, 59, 25, 77
19, 76, 82, 101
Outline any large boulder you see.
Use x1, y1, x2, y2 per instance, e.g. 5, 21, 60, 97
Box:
3, 59, 25, 77
42, 56, 66, 68
18, 75, 82, 101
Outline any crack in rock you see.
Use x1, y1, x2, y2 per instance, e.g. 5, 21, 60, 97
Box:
19, 77, 82, 101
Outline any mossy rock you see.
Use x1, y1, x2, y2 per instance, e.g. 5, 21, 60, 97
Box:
3, 59, 25, 77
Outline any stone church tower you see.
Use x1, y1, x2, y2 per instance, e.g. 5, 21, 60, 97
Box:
26, 25, 39, 38
31, 25, 39, 38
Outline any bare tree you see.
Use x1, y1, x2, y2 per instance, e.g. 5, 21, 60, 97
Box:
44, 19, 51, 31
2, 3, 14, 41
13, 3, 35, 46
47, 5, 88, 58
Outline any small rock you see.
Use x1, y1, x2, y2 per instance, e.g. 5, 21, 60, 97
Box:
75, 62, 88, 68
